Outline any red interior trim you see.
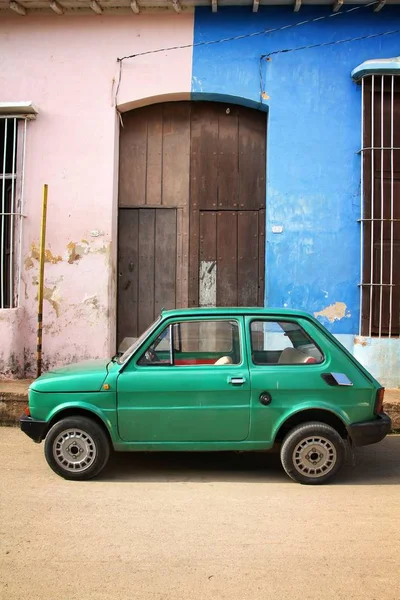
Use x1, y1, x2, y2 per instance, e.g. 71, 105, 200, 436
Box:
174, 358, 217, 366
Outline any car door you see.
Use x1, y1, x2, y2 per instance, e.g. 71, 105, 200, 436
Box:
246, 317, 328, 443
245, 316, 374, 444
116, 317, 251, 443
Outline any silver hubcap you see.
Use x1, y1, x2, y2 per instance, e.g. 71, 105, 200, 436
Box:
292, 436, 337, 479
53, 429, 97, 473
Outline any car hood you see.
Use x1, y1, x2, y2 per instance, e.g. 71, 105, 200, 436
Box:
30, 359, 111, 393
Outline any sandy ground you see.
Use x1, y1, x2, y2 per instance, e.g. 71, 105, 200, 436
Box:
0, 427, 399, 600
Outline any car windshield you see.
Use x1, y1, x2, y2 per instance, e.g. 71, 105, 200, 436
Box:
117, 317, 161, 365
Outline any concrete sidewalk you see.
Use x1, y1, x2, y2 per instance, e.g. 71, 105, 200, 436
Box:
1, 377, 399, 429
0, 379, 32, 424
385, 388, 400, 429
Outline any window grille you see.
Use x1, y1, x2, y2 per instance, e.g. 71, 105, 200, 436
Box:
0, 117, 27, 309
360, 75, 400, 337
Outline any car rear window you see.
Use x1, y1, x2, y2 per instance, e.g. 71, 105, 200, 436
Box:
250, 320, 324, 365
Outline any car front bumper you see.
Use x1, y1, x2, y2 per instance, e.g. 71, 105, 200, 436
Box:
347, 413, 392, 447
20, 415, 48, 443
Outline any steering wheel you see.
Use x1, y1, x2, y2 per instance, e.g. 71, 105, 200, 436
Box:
144, 348, 159, 363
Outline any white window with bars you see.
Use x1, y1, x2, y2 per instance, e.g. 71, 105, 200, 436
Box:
360, 74, 400, 338
0, 116, 27, 309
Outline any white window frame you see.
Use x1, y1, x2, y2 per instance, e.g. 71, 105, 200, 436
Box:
0, 103, 37, 309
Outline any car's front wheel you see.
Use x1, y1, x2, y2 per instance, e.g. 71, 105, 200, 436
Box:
280, 421, 346, 485
44, 416, 110, 480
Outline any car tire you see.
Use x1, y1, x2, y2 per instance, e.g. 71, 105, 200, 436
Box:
280, 421, 345, 485
44, 416, 110, 481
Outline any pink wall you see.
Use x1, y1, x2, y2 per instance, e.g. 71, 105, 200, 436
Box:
0, 14, 193, 377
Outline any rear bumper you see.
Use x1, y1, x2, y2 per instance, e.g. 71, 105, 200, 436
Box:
347, 413, 392, 447
20, 415, 48, 443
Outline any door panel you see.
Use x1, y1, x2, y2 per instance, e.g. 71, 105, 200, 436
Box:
217, 211, 238, 306
117, 365, 250, 442
117, 317, 250, 443
137, 209, 156, 332
117, 208, 177, 341
189, 102, 266, 307
198, 209, 264, 308
218, 107, 239, 208
162, 103, 191, 207
154, 208, 177, 315
190, 102, 219, 210
238, 107, 267, 209
238, 211, 261, 306
117, 209, 139, 340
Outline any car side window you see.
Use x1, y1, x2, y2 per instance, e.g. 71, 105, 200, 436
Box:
138, 320, 241, 366
250, 320, 324, 365
137, 326, 172, 366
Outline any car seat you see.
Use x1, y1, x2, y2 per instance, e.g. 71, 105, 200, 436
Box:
214, 356, 233, 365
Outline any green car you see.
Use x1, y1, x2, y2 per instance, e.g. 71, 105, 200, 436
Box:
20, 308, 391, 484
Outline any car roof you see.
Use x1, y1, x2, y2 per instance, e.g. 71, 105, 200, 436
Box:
161, 307, 316, 320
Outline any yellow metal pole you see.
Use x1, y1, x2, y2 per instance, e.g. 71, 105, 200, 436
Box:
36, 184, 48, 379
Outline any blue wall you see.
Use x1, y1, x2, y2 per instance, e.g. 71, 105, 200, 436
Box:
192, 7, 400, 333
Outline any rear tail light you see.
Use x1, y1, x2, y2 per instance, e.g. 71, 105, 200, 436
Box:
24, 406, 30, 416
375, 388, 385, 414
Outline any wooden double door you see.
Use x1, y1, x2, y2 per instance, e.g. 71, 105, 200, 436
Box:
117, 102, 266, 342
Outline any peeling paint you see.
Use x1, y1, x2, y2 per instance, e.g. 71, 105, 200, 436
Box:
73, 296, 105, 327
24, 257, 34, 270
24, 240, 110, 273
84, 295, 100, 310
354, 337, 400, 387
28, 242, 62, 266
314, 302, 351, 323
43, 286, 62, 318
192, 76, 204, 92
66, 241, 88, 264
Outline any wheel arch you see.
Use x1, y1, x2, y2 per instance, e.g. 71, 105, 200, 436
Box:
273, 408, 348, 444
45, 406, 113, 446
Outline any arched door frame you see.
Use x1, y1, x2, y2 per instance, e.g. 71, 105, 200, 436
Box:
114, 95, 268, 346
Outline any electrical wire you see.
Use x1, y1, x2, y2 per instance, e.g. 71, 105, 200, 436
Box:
115, 2, 398, 107
258, 28, 400, 102
262, 29, 400, 59
117, 1, 380, 62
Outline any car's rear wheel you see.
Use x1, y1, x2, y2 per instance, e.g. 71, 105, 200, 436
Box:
44, 416, 110, 480
280, 422, 345, 485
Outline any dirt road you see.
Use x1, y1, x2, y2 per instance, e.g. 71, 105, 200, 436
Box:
1, 428, 399, 600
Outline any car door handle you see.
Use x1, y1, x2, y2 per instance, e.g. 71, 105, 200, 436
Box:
228, 377, 246, 386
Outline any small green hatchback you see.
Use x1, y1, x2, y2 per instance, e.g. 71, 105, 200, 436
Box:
20, 308, 391, 484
